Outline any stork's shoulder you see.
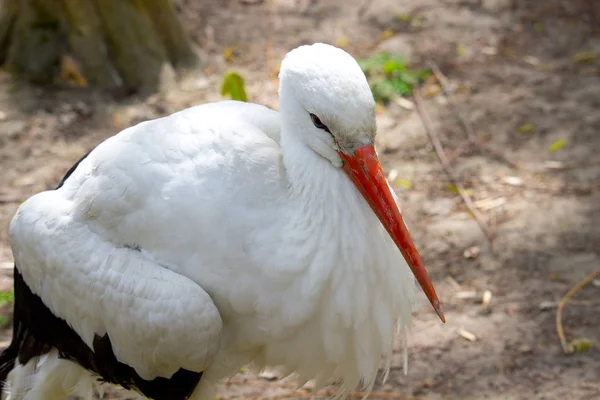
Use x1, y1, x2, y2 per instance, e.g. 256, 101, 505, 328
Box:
170, 100, 282, 159
97, 100, 282, 177
185, 100, 281, 144
56, 101, 286, 222
153, 100, 281, 148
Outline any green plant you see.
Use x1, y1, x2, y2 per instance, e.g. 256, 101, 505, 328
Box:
221, 72, 248, 102
0, 290, 14, 328
358, 52, 430, 104
0, 290, 14, 307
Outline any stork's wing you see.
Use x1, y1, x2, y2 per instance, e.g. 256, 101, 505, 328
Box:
8, 100, 282, 380
9, 188, 222, 380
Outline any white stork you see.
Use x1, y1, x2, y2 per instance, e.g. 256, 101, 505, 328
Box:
1, 43, 444, 400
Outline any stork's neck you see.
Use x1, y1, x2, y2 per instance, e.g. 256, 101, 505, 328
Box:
280, 136, 320, 190
279, 123, 345, 212
275, 116, 377, 271
277, 86, 346, 209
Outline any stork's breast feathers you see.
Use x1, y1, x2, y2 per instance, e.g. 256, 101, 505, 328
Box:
9, 190, 223, 380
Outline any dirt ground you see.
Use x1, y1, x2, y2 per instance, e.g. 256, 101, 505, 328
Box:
1, 0, 599, 399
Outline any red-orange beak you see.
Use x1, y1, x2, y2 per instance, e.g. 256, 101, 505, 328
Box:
340, 144, 445, 323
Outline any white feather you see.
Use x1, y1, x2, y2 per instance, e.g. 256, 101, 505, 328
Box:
4, 350, 98, 400
10, 188, 223, 380
8, 43, 421, 399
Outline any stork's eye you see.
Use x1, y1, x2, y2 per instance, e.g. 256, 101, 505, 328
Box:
310, 113, 331, 134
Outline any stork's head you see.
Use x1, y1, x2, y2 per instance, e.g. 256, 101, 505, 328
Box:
279, 43, 445, 323
279, 43, 376, 164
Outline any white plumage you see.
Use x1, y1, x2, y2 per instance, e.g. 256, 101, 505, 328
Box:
4, 43, 443, 400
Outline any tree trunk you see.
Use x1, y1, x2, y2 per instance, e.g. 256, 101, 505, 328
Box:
0, 0, 198, 94
0, 0, 17, 65
144, 0, 197, 68
61, 0, 121, 89
4, 0, 65, 84
94, 0, 169, 93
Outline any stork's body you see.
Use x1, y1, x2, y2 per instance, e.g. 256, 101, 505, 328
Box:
2, 44, 442, 400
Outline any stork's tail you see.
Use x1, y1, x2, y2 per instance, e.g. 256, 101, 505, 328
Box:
0, 265, 24, 390
0, 332, 18, 391
0, 266, 53, 395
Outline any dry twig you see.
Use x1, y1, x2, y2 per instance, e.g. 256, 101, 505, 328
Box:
556, 267, 600, 354
357, 0, 372, 18
428, 62, 521, 169
570, 299, 600, 306
0, 199, 22, 205
261, 390, 419, 399
581, 382, 600, 391
412, 87, 495, 244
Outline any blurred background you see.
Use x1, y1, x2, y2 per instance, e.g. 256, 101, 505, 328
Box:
0, 0, 599, 399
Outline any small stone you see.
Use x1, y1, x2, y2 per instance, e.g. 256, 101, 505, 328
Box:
482, 290, 492, 307
194, 77, 211, 90
463, 246, 480, 259
457, 328, 477, 342
503, 176, 523, 186
538, 300, 557, 311
258, 369, 279, 381
519, 345, 533, 355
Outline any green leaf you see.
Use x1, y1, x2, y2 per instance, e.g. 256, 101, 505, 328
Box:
569, 338, 592, 353
397, 70, 422, 86
359, 53, 391, 74
396, 13, 411, 23
571, 51, 597, 65
447, 184, 472, 196
548, 139, 566, 152
517, 123, 535, 134
391, 79, 412, 96
394, 179, 412, 189
383, 60, 406, 75
371, 80, 397, 104
358, 52, 429, 103
221, 72, 248, 102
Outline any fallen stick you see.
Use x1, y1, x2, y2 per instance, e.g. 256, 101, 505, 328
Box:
0, 199, 22, 205
413, 87, 495, 244
223, 379, 420, 399
570, 299, 600, 306
262, 390, 420, 399
556, 267, 600, 354
581, 382, 600, 391
428, 62, 521, 170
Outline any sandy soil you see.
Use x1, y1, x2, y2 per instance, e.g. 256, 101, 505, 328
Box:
0, 0, 599, 399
